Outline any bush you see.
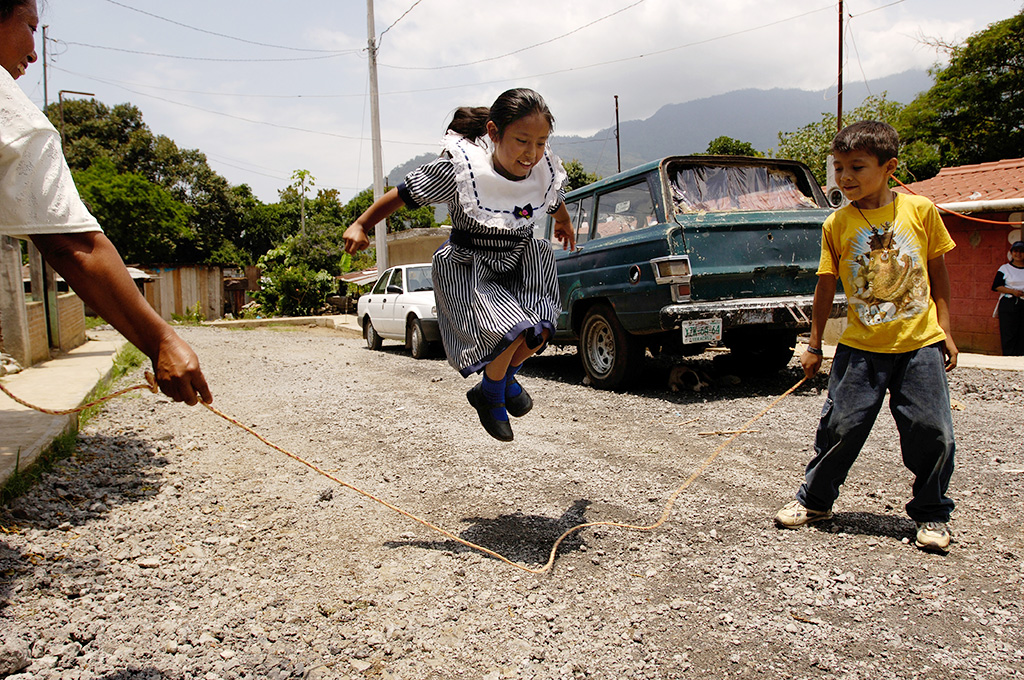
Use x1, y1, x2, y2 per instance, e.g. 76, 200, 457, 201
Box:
254, 263, 335, 317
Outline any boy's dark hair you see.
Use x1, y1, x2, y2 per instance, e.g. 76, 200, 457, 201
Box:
447, 88, 555, 141
831, 120, 900, 164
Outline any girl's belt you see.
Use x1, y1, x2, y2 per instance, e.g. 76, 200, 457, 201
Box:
449, 229, 528, 252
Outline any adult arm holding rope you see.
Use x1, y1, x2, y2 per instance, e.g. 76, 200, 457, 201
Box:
0, 0, 211, 406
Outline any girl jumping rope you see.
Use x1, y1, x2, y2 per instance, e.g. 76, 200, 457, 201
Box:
343, 88, 575, 441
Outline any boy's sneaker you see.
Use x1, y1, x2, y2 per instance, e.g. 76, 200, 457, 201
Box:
774, 500, 833, 529
915, 521, 951, 553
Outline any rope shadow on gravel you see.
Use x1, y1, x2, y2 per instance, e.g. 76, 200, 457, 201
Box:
383, 499, 591, 566
811, 511, 917, 540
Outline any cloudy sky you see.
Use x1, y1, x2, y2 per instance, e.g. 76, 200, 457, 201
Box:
22, 0, 1023, 203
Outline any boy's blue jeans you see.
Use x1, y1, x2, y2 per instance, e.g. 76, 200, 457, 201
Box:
796, 342, 956, 523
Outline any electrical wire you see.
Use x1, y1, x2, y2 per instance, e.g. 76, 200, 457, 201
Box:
377, 0, 424, 47
101, 0, 342, 53
61, 40, 354, 63
379, 0, 648, 70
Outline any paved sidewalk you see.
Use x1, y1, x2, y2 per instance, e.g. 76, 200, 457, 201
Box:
1, 330, 127, 488
2, 319, 1020, 490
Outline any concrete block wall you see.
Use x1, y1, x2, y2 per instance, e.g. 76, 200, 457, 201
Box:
57, 293, 86, 352
25, 300, 50, 365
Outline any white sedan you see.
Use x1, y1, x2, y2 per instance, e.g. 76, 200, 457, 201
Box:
356, 263, 441, 359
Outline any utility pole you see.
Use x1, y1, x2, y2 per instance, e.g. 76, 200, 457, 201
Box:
58, 89, 94, 146
614, 95, 621, 174
367, 0, 388, 273
42, 25, 48, 109
837, 0, 844, 132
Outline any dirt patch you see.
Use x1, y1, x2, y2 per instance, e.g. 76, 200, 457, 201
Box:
1, 326, 1021, 679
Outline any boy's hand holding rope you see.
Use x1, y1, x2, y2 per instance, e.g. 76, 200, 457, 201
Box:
1, 371, 807, 575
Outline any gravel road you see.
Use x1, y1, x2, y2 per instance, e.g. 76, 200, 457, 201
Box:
1, 324, 1022, 680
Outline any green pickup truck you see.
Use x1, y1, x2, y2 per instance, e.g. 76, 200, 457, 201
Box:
539, 155, 846, 389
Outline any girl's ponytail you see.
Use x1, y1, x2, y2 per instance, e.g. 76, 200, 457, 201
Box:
446, 106, 490, 140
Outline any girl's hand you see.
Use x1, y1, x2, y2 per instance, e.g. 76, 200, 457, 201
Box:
343, 223, 370, 254
553, 218, 576, 251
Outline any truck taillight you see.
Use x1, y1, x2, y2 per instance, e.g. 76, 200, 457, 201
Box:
651, 256, 692, 284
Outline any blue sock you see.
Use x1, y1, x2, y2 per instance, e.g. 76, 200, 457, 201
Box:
481, 373, 508, 421
505, 363, 523, 399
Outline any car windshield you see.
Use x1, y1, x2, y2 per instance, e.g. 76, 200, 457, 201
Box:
405, 266, 433, 292
670, 164, 819, 213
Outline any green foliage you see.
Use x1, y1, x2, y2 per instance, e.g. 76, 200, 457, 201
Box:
700, 136, 762, 157
253, 257, 335, 317
776, 94, 908, 186
901, 11, 1024, 168
74, 158, 193, 263
564, 159, 600, 191
171, 301, 206, 326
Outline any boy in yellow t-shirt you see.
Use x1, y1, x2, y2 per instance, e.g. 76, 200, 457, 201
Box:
774, 121, 958, 554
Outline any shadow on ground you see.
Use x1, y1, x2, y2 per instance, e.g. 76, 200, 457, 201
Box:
384, 499, 591, 566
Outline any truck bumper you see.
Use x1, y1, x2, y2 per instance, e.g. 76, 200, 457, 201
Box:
660, 294, 847, 330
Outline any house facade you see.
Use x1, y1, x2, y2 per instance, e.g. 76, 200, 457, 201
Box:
898, 157, 1024, 355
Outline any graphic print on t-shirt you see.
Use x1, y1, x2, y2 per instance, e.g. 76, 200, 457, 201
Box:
846, 219, 929, 326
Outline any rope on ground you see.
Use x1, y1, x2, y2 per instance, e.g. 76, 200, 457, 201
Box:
2, 371, 807, 574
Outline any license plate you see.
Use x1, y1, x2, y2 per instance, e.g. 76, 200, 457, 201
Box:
681, 318, 722, 344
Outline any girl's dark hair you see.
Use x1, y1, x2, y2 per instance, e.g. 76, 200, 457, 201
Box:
0, 0, 32, 21
446, 88, 555, 140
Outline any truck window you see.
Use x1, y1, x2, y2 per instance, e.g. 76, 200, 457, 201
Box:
593, 182, 656, 241
670, 165, 819, 213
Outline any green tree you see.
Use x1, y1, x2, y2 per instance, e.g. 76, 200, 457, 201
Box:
776, 94, 907, 186
564, 159, 600, 191
701, 136, 762, 157
74, 158, 193, 263
901, 11, 1024, 168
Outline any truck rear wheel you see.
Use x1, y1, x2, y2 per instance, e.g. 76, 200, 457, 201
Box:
579, 303, 642, 389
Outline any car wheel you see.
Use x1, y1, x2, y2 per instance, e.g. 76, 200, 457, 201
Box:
578, 303, 642, 389
408, 319, 429, 359
724, 328, 796, 373
364, 318, 383, 350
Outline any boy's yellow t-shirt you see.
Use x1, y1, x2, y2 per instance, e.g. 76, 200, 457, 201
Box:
818, 192, 955, 354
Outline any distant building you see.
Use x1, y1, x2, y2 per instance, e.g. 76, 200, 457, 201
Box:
898, 158, 1024, 355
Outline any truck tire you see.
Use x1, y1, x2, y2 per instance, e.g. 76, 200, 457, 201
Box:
364, 318, 383, 351
408, 319, 429, 359
579, 303, 642, 389
725, 328, 796, 373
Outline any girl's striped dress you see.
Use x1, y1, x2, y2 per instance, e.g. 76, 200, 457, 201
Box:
396, 132, 567, 377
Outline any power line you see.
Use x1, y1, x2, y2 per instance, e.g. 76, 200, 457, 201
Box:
378, 0, 424, 47
60, 40, 355, 63
101, 0, 341, 53
379, 0, 648, 70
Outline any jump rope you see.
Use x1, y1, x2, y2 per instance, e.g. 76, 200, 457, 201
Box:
3, 180, 1006, 573
1, 370, 807, 574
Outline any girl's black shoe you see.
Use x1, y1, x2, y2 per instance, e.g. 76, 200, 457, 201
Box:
467, 383, 514, 441
505, 379, 533, 418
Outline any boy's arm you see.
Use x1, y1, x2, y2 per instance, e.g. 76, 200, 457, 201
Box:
343, 188, 405, 254
800, 274, 837, 379
928, 254, 958, 371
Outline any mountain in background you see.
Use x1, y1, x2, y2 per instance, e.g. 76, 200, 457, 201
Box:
387, 69, 932, 183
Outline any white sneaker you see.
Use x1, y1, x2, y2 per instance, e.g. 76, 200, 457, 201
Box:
774, 500, 833, 529
915, 521, 951, 553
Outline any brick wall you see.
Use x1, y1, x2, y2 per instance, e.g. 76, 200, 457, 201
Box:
943, 211, 1019, 355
